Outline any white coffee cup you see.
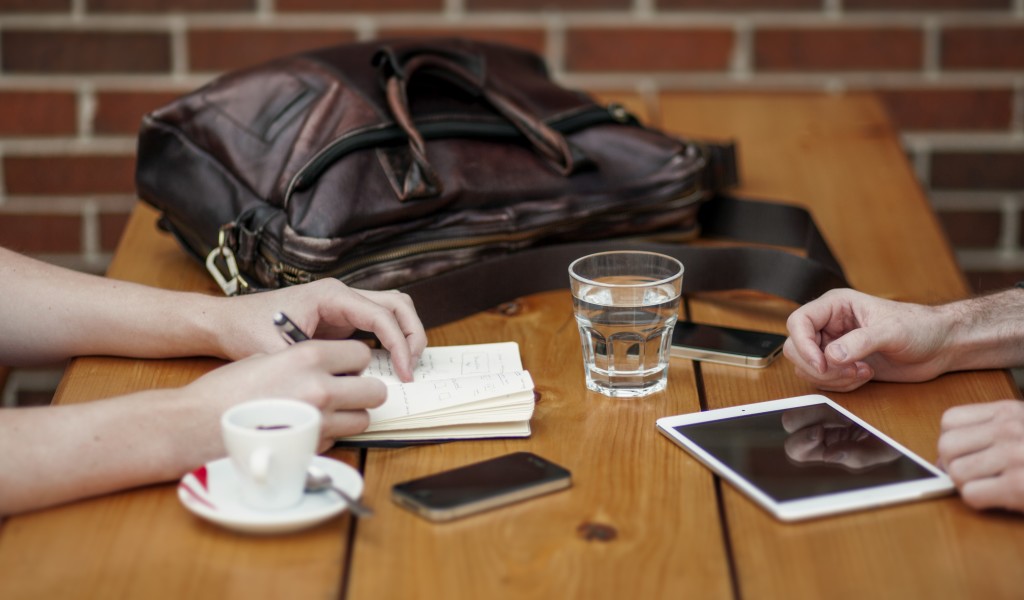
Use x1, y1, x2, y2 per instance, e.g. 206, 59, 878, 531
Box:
221, 398, 322, 511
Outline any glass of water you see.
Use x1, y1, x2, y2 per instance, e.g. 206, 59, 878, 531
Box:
568, 251, 684, 398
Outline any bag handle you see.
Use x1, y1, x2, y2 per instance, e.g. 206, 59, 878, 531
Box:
374, 46, 578, 200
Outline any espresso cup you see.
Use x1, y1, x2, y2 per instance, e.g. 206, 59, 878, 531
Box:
221, 399, 322, 511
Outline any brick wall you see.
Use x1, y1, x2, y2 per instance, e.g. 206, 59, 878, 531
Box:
1, 0, 1022, 284
2, 1, 1023, 287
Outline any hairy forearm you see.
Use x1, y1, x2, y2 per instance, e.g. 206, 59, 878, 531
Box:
0, 389, 224, 516
942, 288, 1024, 372
0, 248, 225, 365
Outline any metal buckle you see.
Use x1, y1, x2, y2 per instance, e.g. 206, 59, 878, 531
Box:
205, 229, 248, 296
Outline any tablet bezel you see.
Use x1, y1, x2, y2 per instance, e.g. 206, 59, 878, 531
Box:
656, 394, 955, 522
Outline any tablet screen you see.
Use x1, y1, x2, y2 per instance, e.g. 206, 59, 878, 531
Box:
670, 402, 936, 502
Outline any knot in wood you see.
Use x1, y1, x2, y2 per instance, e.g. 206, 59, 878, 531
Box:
577, 522, 617, 542
489, 301, 522, 316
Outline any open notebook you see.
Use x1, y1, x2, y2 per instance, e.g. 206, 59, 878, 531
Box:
340, 342, 535, 443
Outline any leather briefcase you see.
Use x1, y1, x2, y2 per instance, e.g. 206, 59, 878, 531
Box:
136, 38, 846, 326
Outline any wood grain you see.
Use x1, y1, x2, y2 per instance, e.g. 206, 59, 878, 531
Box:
350, 91, 731, 598
347, 293, 731, 599
658, 92, 1024, 600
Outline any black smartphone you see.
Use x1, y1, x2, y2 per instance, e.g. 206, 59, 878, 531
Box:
392, 452, 572, 522
670, 321, 787, 368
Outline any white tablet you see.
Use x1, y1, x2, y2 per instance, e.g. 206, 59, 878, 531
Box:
656, 394, 955, 522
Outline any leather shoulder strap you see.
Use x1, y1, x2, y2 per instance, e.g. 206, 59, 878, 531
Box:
400, 194, 848, 328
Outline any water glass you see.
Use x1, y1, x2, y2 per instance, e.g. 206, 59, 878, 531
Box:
569, 251, 684, 398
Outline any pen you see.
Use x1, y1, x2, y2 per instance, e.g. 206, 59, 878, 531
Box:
273, 311, 310, 344
273, 310, 375, 518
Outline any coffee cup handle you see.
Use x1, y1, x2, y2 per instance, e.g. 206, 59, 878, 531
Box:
249, 447, 272, 482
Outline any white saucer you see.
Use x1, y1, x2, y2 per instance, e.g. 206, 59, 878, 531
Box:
177, 455, 364, 535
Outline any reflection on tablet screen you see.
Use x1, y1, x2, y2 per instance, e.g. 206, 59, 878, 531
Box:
673, 403, 936, 502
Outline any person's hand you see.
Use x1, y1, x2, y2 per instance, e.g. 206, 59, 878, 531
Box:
213, 278, 426, 382
184, 340, 387, 451
938, 400, 1024, 513
783, 288, 954, 392
781, 405, 901, 469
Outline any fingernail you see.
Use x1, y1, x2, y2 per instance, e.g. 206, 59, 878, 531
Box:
828, 344, 848, 362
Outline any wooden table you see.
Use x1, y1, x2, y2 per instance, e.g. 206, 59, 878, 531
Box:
2, 93, 1022, 600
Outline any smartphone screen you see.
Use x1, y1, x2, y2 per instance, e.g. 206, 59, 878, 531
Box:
392, 452, 572, 522
671, 321, 786, 368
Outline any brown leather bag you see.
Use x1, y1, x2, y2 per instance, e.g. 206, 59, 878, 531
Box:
136, 38, 846, 327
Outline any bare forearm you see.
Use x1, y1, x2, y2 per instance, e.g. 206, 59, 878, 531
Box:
0, 389, 224, 516
942, 288, 1024, 372
0, 248, 225, 365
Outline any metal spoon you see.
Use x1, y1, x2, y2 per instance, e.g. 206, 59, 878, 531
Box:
305, 465, 374, 518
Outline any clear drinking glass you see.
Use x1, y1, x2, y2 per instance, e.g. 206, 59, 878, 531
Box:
569, 251, 684, 398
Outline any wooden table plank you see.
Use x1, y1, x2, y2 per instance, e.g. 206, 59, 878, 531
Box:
343, 91, 733, 600
659, 92, 967, 304
347, 294, 733, 599
658, 92, 1024, 600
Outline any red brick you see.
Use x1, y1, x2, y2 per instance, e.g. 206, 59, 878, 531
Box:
4, 156, 136, 195
936, 211, 1002, 248
658, 0, 818, 8
100, 212, 132, 251
376, 29, 546, 57
468, 0, 626, 9
94, 90, 188, 135
88, 0, 254, 11
566, 28, 733, 72
2, 31, 171, 74
942, 27, 1024, 70
0, 91, 77, 136
278, 0, 441, 10
0, 0, 69, 11
755, 28, 923, 71
188, 29, 357, 72
847, 0, 1009, 8
930, 151, 1024, 190
877, 88, 1012, 131
964, 270, 1024, 294
0, 214, 82, 253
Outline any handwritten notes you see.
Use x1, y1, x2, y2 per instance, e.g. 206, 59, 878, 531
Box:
342, 342, 535, 442
365, 342, 523, 384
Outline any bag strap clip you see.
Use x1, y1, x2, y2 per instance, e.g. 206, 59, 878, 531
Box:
205, 227, 250, 296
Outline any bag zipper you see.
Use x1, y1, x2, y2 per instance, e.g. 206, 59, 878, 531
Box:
263, 183, 704, 285
283, 104, 636, 206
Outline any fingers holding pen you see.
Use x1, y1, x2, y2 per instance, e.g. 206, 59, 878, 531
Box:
270, 341, 388, 445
